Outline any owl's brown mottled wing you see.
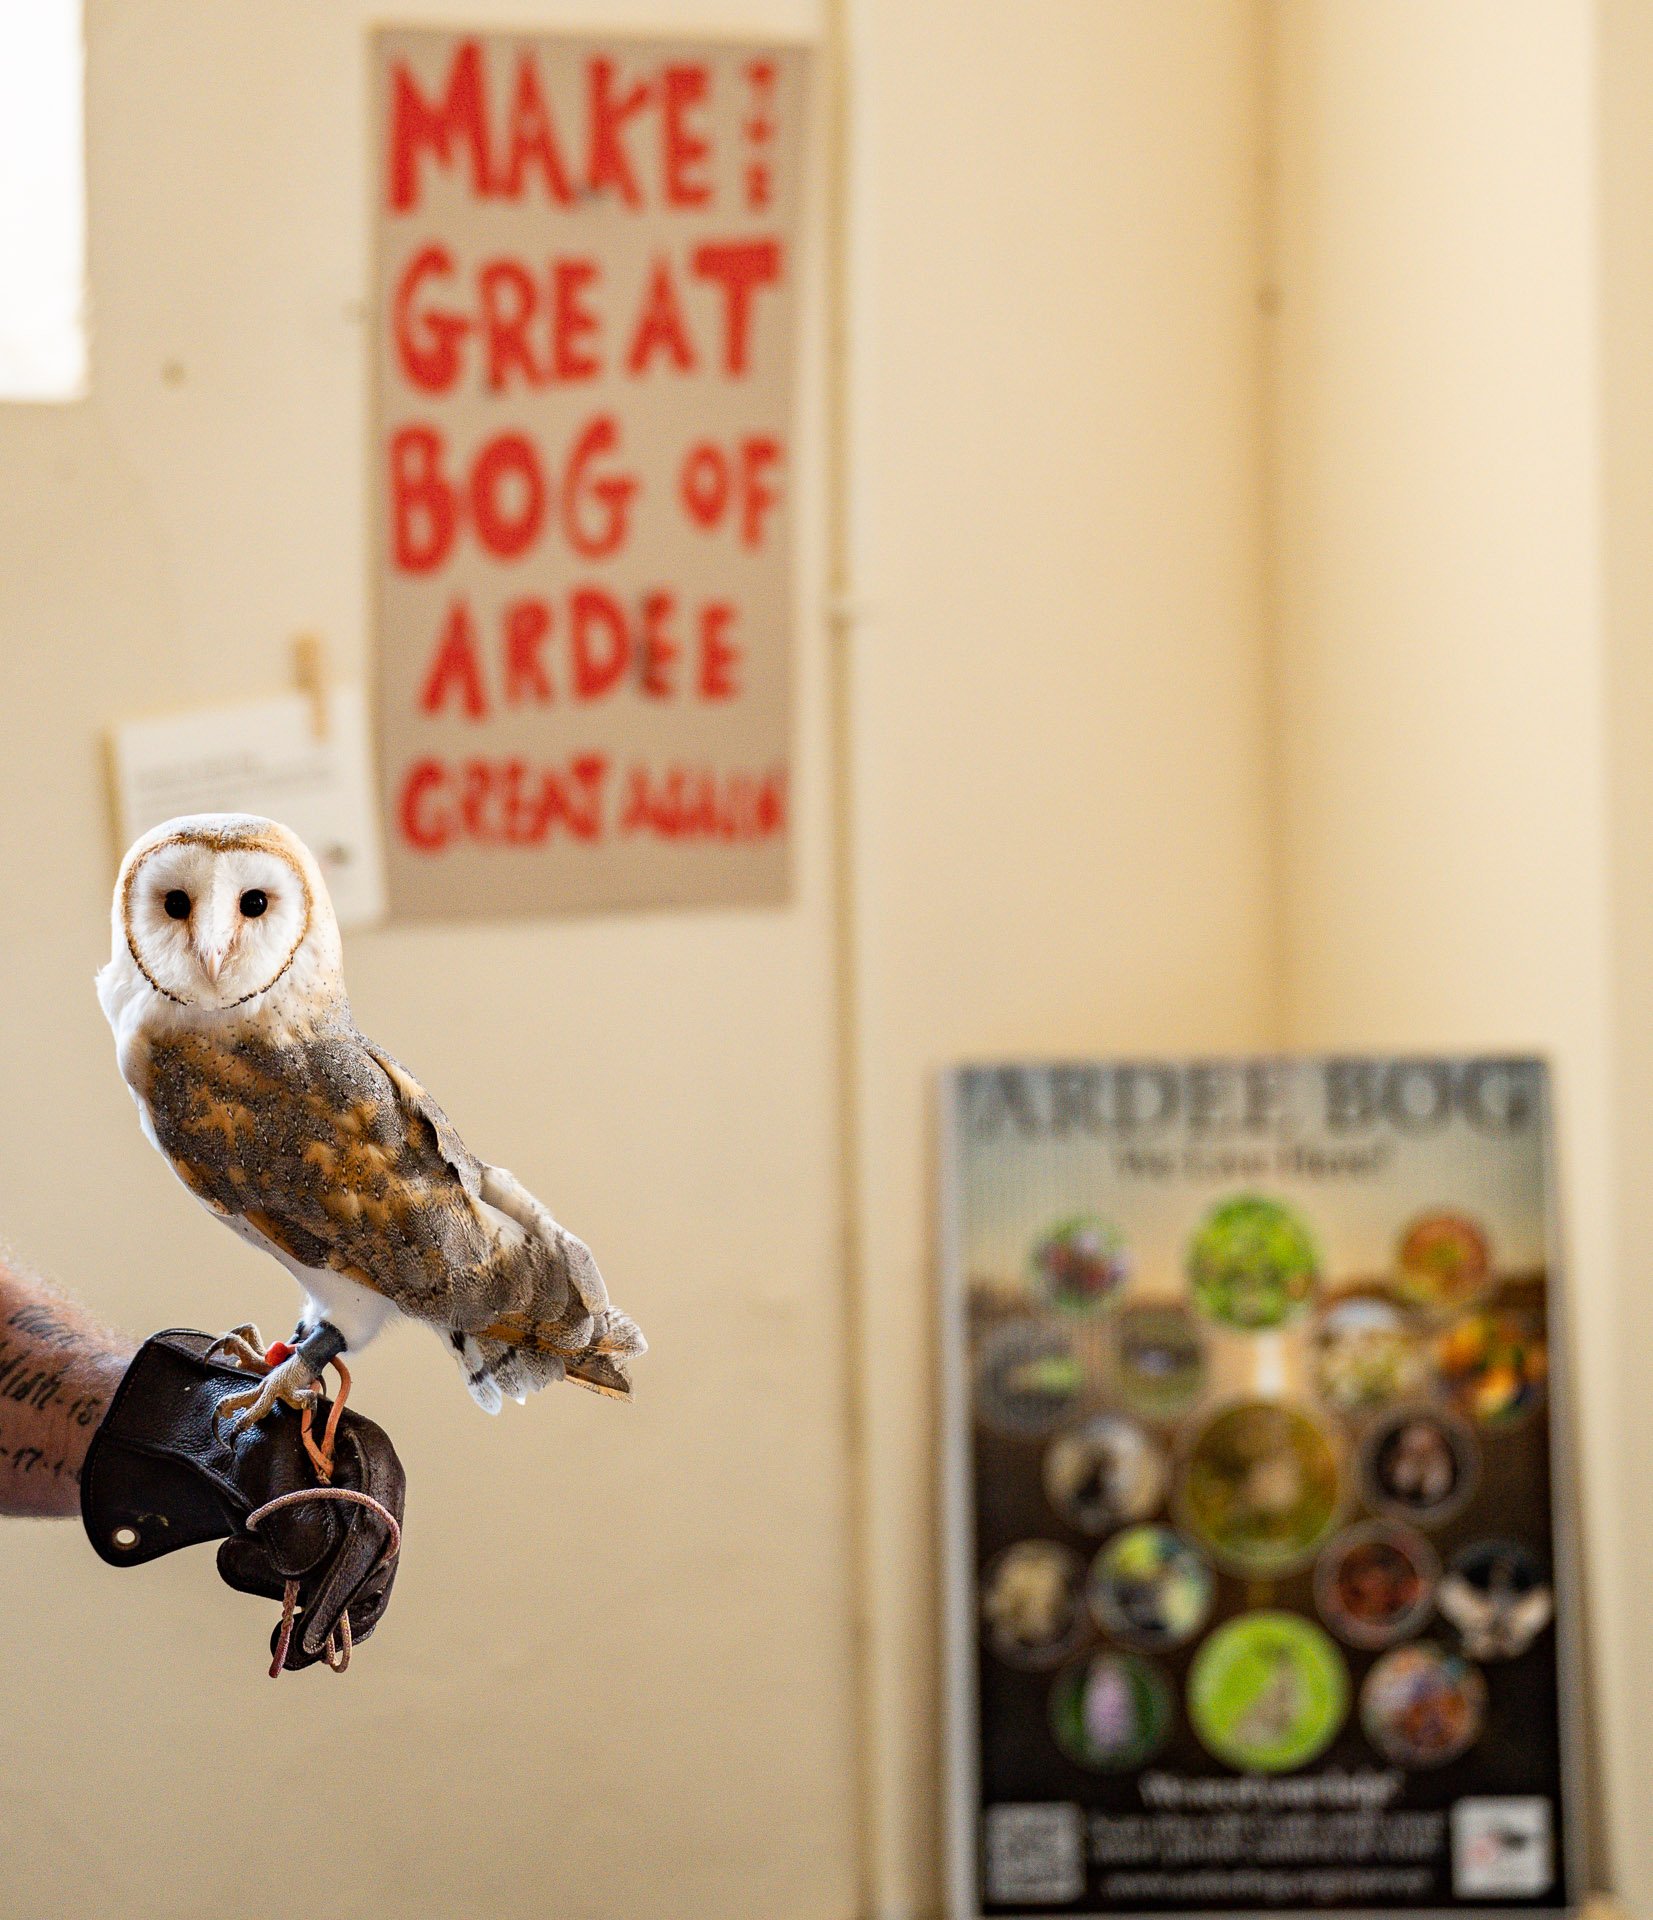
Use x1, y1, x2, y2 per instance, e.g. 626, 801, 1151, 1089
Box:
353, 1038, 482, 1206
334, 1037, 645, 1400
133, 1018, 638, 1406
137, 1023, 513, 1323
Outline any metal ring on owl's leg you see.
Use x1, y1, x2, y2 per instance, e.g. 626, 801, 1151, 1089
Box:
294, 1321, 348, 1375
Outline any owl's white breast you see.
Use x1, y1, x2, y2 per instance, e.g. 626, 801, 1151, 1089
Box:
98, 949, 173, 1142
97, 941, 301, 1179
95, 945, 400, 1352
97, 931, 342, 1079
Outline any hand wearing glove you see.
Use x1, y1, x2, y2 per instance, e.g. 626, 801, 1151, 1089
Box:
80, 1328, 404, 1671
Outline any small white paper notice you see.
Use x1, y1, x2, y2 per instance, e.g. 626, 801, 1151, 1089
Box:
110, 687, 386, 929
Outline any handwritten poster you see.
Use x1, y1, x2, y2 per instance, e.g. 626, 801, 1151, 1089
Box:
371, 30, 808, 917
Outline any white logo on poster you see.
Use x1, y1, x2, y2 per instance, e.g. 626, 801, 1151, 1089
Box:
983, 1802, 1084, 1905
1452, 1797, 1553, 1896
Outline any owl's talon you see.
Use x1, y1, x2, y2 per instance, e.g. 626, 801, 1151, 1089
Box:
205, 1325, 269, 1373
215, 1351, 323, 1437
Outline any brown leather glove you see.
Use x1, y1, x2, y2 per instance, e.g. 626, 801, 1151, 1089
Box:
80, 1329, 404, 1670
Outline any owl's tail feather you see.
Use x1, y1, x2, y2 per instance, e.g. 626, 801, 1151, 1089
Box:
449, 1306, 646, 1414
565, 1307, 646, 1398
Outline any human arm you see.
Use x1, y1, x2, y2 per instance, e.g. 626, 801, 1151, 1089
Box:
84, 1330, 405, 1669
0, 1257, 131, 1517
0, 1257, 404, 1666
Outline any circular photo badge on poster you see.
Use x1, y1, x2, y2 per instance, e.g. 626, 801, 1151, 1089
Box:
1360, 1404, 1480, 1528
1315, 1522, 1440, 1650
1438, 1540, 1554, 1662
1394, 1213, 1493, 1318
1434, 1310, 1548, 1427
1032, 1215, 1130, 1316
1188, 1613, 1350, 1774
1360, 1643, 1487, 1767
980, 1542, 1090, 1670
1114, 1304, 1206, 1422
1314, 1293, 1431, 1417
1187, 1195, 1321, 1332
975, 1321, 1086, 1438
1044, 1415, 1167, 1535
1180, 1400, 1344, 1576
1050, 1650, 1175, 1772
1088, 1525, 1214, 1650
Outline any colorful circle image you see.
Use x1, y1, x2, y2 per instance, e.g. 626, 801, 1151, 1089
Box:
1043, 1416, 1166, 1535
1033, 1215, 1130, 1315
1315, 1522, 1440, 1649
1314, 1293, 1431, 1416
980, 1542, 1090, 1669
1187, 1195, 1321, 1331
1188, 1613, 1350, 1773
1435, 1310, 1548, 1426
1114, 1304, 1206, 1420
1395, 1213, 1492, 1316
1438, 1540, 1554, 1661
1088, 1525, 1214, 1649
1360, 1643, 1486, 1767
975, 1321, 1086, 1438
1180, 1401, 1344, 1575
1050, 1651, 1174, 1771
1361, 1405, 1479, 1527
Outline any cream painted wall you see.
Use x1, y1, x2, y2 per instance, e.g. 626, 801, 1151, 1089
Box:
1268, 0, 1628, 1900
0, 5, 860, 1919
0, 4, 1284, 1915
840, 3, 1278, 1909
846, 3, 1645, 1913
1598, 2, 1653, 1912
5, 5, 1646, 1918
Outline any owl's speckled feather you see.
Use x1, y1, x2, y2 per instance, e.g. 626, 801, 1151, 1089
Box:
99, 813, 644, 1410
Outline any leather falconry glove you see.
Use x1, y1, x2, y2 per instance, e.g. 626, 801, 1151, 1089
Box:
80, 1328, 404, 1671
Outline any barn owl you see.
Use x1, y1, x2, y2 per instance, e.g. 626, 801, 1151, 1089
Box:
97, 813, 644, 1430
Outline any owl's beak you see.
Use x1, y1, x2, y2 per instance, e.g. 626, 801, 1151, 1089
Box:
194, 883, 241, 987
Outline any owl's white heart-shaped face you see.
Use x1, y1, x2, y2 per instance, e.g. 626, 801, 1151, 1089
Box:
121, 827, 315, 1011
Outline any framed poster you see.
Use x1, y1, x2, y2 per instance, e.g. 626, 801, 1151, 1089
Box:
942, 1058, 1588, 1919
370, 29, 809, 918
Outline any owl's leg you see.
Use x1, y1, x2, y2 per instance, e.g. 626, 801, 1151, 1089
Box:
215, 1322, 347, 1438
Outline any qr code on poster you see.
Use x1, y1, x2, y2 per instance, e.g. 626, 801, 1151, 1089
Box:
1452, 1798, 1554, 1897
983, 1802, 1084, 1906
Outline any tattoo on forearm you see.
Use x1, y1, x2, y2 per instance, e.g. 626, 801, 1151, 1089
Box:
6, 1303, 86, 1348
0, 1313, 109, 1422
0, 1422, 84, 1484
0, 1283, 128, 1514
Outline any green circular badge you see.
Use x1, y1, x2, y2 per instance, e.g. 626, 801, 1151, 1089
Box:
1114, 1304, 1206, 1420
1033, 1215, 1130, 1315
1394, 1212, 1491, 1317
1050, 1651, 1174, 1771
1188, 1612, 1349, 1773
1314, 1292, 1431, 1416
974, 1321, 1085, 1438
1180, 1400, 1344, 1576
1089, 1525, 1213, 1650
1188, 1196, 1320, 1331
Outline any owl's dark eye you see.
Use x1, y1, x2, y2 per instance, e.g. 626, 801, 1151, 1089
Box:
163, 890, 191, 921
239, 889, 268, 918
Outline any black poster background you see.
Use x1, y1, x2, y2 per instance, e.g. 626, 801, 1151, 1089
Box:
945, 1058, 1583, 1920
